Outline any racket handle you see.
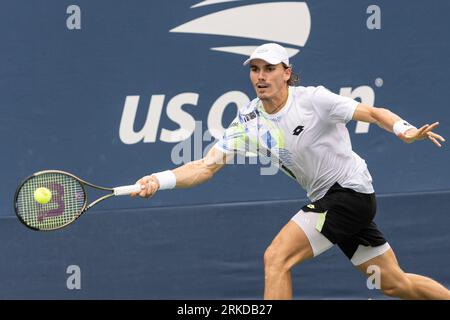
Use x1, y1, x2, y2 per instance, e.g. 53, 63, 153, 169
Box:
113, 184, 142, 196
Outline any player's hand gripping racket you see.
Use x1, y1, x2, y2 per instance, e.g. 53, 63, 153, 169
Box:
14, 170, 142, 231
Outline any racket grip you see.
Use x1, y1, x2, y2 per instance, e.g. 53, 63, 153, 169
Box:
113, 184, 142, 196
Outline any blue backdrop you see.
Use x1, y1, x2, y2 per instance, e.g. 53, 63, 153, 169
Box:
0, 0, 449, 299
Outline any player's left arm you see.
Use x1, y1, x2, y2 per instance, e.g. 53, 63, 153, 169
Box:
352, 103, 446, 147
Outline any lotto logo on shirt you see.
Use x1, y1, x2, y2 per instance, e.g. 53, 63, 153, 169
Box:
293, 126, 304, 136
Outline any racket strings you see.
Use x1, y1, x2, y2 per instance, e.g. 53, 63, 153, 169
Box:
16, 173, 85, 230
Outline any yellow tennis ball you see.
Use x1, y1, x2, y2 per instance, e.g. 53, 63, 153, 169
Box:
34, 187, 52, 204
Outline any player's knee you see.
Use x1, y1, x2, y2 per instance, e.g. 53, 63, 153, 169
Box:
263, 245, 289, 273
264, 243, 308, 274
263, 245, 281, 268
381, 274, 413, 297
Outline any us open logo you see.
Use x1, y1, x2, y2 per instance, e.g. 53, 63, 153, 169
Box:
170, 0, 311, 59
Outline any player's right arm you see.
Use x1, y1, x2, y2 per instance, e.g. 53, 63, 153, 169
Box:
131, 146, 232, 198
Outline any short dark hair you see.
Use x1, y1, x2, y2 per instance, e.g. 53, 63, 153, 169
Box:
282, 63, 300, 86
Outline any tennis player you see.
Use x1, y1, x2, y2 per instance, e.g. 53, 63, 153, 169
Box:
132, 43, 449, 300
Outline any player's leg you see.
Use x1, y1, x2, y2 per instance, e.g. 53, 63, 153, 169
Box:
356, 247, 450, 299
264, 210, 333, 299
263, 219, 312, 299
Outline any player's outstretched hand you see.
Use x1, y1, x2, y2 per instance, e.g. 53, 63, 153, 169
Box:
398, 122, 446, 147
130, 175, 160, 198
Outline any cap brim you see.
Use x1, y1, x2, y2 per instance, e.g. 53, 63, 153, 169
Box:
243, 57, 252, 66
242, 54, 283, 66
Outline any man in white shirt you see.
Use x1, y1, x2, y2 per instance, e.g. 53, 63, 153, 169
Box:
132, 43, 449, 299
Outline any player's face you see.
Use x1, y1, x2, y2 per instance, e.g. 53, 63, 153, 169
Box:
249, 59, 291, 100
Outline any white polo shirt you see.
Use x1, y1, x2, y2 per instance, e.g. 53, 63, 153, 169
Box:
214, 85, 374, 202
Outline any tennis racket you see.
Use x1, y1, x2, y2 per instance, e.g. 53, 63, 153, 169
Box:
14, 170, 142, 231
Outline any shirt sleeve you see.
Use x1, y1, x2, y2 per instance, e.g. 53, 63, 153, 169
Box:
312, 86, 358, 124
213, 117, 251, 156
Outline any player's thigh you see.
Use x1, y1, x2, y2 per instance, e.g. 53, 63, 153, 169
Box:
265, 219, 314, 268
266, 209, 335, 267
356, 248, 400, 272
355, 248, 407, 289
290, 209, 334, 258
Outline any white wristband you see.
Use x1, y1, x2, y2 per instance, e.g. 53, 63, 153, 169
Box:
152, 170, 176, 190
393, 120, 416, 136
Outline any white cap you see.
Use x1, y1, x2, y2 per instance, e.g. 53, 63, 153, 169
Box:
243, 43, 289, 66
